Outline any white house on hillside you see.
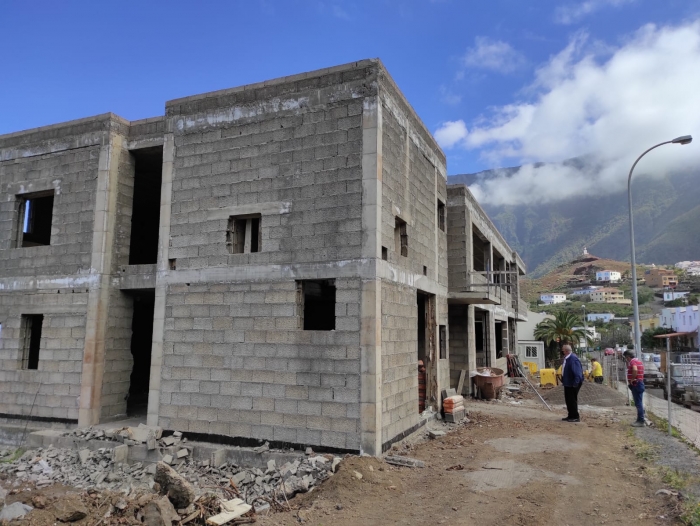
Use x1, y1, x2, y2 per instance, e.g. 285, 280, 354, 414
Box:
664, 290, 690, 302
540, 293, 567, 305
587, 312, 614, 323
571, 286, 601, 296
596, 270, 622, 283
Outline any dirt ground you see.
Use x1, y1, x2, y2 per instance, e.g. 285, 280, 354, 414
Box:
1, 397, 693, 525
257, 400, 685, 526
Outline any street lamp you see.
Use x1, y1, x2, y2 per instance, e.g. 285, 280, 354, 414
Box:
629, 135, 693, 359
582, 304, 587, 355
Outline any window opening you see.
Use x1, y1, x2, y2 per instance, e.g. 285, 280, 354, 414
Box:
298, 280, 336, 330
20, 314, 44, 370
439, 325, 446, 359
227, 214, 262, 254
382, 246, 388, 261
128, 291, 155, 416
129, 147, 162, 264
526, 345, 538, 358
395, 218, 407, 257
17, 192, 54, 247
437, 200, 445, 232
423, 266, 428, 276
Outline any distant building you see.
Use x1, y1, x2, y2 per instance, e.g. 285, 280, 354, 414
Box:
660, 307, 699, 350
639, 316, 660, 333
646, 268, 678, 288
675, 261, 700, 276
517, 311, 552, 372
596, 270, 621, 283
664, 290, 690, 302
590, 288, 631, 305
572, 326, 600, 349
540, 293, 567, 305
571, 286, 601, 296
587, 312, 614, 323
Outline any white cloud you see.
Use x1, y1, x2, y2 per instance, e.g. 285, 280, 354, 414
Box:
461, 37, 526, 74
555, 0, 637, 25
435, 120, 468, 149
437, 21, 700, 206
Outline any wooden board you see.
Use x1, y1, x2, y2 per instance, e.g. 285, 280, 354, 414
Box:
457, 369, 467, 396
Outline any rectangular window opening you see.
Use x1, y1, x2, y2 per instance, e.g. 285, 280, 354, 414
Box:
17, 192, 54, 247
298, 280, 336, 331
20, 314, 43, 370
382, 246, 388, 261
227, 214, 262, 254
168, 259, 177, 270
395, 217, 407, 257
437, 200, 445, 232
129, 147, 163, 264
439, 325, 446, 359
423, 266, 428, 276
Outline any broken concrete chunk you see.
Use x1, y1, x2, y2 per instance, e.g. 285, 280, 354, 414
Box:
54, 496, 88, 522
172, 431, 182, 438
282, 475, 310, 497
147, 438, 157, 451
429, 430, 446, 439
0, 502, 33, 521
78, 449, 90, 464
206, 501, 252, 526
154, 461, 196, 508
176, 448, 189, 458
305, 447, 313, 455
353, 471, 363, 480
162, 454, 173, 465
266, 459, 276, 473
331, 457, 341, 473
113, 444, 129, 464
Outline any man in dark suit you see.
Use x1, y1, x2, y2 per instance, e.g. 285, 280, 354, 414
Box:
561, 344, 584, 422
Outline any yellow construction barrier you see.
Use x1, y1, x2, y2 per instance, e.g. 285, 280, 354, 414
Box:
522, 361, 538, 374
540, 368, 556, 387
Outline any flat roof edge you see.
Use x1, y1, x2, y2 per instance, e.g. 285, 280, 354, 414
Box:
0, 112, 131, 142
165, 58, 381, 107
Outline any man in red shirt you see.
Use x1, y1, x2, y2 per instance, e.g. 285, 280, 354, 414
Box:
623, 350, 645, 426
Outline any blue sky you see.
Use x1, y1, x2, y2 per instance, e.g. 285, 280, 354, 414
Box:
2, 0, 699, 198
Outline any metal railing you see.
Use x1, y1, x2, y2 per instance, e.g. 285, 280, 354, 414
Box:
465, 270, 522, 318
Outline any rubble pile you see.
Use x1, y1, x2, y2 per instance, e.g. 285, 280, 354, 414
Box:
0, 441, 341, 508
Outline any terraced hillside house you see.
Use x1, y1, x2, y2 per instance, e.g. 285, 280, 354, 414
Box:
0, 59, 471, 456
446, 184, 527, 394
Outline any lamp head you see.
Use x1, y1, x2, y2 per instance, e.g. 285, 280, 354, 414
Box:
672, 135, 693, 145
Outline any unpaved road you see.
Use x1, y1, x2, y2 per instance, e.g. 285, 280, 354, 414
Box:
259, 400, 684, 525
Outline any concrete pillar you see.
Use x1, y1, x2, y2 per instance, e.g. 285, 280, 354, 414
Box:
147, 133, 174, 427
467, 305, 477, 395
487, 311, 497, 366
359, 97, 382, 456
79, 134, 124, 426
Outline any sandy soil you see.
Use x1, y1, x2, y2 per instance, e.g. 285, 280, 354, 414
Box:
257, 400, 682, 525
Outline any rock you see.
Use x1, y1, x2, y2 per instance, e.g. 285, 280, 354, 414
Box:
266, 459, 276, 473
0, 486, 7, 506
54, 496, 88, 522
176, 449, 188, 459
162, 437, 176, 446
353, 471, 363, 480
0, 502, 33, 521
172, 431, 182, 437
154, 461, 196, 508
429, 430, 446, 439
305, 447, 313, 455
656, 489, 679, 496
32, 495, 47, 509
283, 476, 310, 497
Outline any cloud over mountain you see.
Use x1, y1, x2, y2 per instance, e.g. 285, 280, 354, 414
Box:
437, 21, 700, 206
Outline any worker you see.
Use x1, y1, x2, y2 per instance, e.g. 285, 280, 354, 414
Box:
623, 350, 645, 427
590, 358, 603, 384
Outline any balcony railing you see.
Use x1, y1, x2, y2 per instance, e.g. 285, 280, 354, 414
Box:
460, 270, 523, 318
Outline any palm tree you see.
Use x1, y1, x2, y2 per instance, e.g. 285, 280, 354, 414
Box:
534, 312, 593, 353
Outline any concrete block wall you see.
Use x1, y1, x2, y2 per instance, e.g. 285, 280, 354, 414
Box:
158, 278, 361, 450
380, 281, 419, 443
101, 290, 134, 420
0, 291, 88, 420
448, 304, 469, 393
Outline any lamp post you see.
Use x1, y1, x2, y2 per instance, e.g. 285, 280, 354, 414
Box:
662, 322, 672, 436
628, 135, 693, 360
582, 304, 588, 355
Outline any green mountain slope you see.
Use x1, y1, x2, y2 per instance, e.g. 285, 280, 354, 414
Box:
447, 170, 700, 277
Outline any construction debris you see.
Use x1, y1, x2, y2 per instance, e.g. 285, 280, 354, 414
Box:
384, 456, 425, 468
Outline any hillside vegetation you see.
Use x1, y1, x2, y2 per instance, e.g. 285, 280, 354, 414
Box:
448, 170, 700, 278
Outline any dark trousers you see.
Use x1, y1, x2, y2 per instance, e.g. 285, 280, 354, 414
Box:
594, 377, 604, 384
564, 384, 582, 419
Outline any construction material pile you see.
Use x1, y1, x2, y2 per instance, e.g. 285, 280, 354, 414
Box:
442, 391, 466, 423
0, 444, 341, 509
540, 381, 628, 408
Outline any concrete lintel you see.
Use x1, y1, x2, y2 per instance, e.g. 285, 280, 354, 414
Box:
206, 201, 291, 221
5, 179, 63, 198
0, 274, 96, 292
126, 137, 164, 150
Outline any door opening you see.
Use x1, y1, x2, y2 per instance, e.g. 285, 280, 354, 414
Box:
127, 291, 155, 416
417, 291, 436, 413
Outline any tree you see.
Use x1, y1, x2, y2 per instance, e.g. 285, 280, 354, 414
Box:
636, 286, 654, 305
641, 326, 673, 349
533, 312, 594, 357
665, 298, 685, 308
